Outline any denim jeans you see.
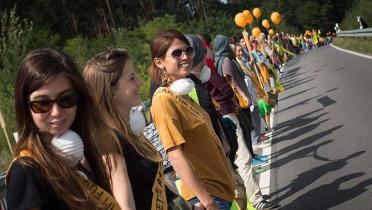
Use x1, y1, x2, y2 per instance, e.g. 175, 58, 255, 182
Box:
188, 196, 232, 210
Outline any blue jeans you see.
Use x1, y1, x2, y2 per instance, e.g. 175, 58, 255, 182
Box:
188, 196, 232, 210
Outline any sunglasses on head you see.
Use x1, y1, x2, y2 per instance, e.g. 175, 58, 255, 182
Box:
28, 92, 79, 113
169, 46, 194, 59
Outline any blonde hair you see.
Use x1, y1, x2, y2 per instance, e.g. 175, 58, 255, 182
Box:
83, 48, 160, 161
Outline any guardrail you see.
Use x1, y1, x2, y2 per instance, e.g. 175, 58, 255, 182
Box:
337, 28, 372, 37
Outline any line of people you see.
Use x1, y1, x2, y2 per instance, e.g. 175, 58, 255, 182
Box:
4, 28, 295, 210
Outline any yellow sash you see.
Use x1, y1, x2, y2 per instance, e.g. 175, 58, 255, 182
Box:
151, 164, 168, 210
15, 150, 121, 210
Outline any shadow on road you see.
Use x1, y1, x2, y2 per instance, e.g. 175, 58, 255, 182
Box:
270, 139, 333, 170
326, 87, 339, 93
284, 77, 316, 91
277, 95, 322, 114
281, 71, 308, 82
272, 151, 367, 209
273, 109, 326, 137
271, 118, 331, 147
271, 125, 343, 159
317, 96, 337, 107
279, 87, 316, 102
282, 171, 372, 210
335, 66, 345, 71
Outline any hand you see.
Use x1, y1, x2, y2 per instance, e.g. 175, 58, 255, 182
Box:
242, 30, 249, 40
195, 198, 219, 210
224, 74, 232, 85
193, 202, 205, 210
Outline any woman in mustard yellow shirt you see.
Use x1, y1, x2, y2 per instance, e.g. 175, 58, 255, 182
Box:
149, 29, 234, 210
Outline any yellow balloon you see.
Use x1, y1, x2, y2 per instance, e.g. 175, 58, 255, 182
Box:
235, 13, 247, 28
243, 10, 253, 24
252, 27, 261, 38
252, 8, 261, 19
262, 19, 270, 29
269, 29, 275, 35
271, 12, 281, 25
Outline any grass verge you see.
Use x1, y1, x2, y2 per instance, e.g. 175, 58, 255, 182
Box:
332, 37, 372, 56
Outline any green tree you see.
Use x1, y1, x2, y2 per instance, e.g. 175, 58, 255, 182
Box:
340, 0, 372, 30
0, 7, 33, 169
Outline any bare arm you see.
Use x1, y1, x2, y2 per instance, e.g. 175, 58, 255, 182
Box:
106, 154, 136, 210
167, 146, 218, 210
222, 57, 251, 105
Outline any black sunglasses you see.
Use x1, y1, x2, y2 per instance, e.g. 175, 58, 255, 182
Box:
169, 46, 194, 59
28, 92, 79, 113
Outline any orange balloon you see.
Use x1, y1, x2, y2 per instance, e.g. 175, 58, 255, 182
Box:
252, 8, 261, 19
235, 13, 247, 28
269, 29, 275, 35
243, 10, 253, 24
252, 27, 261, 38
262, 19, 270, 29
271, 12, 281, 25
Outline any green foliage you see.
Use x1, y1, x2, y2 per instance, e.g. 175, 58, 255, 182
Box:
333, 37, 372, 56
63, 13, 247, 100
340, 0, 372, 30
27, 28, 61, 50
0, 7, 33, 170
64, 36, 90, 67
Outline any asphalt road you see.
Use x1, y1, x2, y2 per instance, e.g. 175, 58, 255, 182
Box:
271, 45, 372, 210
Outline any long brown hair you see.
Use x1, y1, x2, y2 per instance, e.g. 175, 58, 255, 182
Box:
83, 48, 160, 161
149, 29, 190, 84
11, 48, 121, 209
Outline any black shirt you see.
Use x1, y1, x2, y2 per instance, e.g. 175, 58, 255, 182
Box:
188, 73, 222, 139
119, 134, 159, 210
6, 157, 69, 210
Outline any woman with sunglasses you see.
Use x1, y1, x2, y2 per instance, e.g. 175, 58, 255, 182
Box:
6, 48, 134, 210
149, 29, 234, 210
83, 48, 167, 210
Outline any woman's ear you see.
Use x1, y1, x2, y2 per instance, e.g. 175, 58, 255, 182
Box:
154, 58, 164, 69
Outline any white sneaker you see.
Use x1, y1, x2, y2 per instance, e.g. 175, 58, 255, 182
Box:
253, 142, 271, 152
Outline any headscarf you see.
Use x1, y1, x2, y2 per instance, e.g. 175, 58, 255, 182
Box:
213, 35, 245, 79
213, 35, 235, 61
185, 34, 205, 68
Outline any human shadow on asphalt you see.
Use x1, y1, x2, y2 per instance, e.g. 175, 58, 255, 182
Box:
281, 75, 314, 86
273, 109, 326, 137
277, 95, 322, 114
271, 125, 343, 159
335, 66, 345, 71
281, 171, 372, 210
281, 71, 307, 82
317, 96, 337, 107
283, 78, 316, 91
271, 118, 331, 147
326, 87, 339, 93
279, 87, 316, 102
272, 151, 366, 209
270, 139, 333, 170
285, 66, 302, 74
